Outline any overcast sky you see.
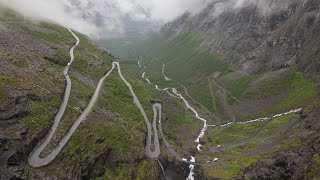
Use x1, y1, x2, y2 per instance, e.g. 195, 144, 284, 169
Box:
0, 0, 213, 38
0, 0, 293, 38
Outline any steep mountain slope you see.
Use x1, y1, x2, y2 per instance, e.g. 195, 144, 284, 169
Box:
134, 0, 319, 123
164, 0, 320, 76
0, 8, 166, 179
1, 1, 320, 179
103, 0, 320, 179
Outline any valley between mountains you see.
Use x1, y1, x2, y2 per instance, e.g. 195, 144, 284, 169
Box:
1, 0, 320, 179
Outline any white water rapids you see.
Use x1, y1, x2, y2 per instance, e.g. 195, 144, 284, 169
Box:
138, 59, 303, 179
24, 26, 303, 179
139, 60, 208, 179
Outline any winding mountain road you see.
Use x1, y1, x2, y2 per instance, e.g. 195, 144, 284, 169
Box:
28, 27, 304, 180
205, 117, 302, 166
29, 28, 80, 167
138, 57, 305, 179
156, 103, 182, 160
210, 116, 297, 154
29, 28, 162, 168
116, 63, 160, 158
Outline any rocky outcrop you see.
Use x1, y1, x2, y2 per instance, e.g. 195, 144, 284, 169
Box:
159, 156, 190, 180
238, 104, 320, 179
163, 0, 320, 79
158, 1, 320, 178
0, 89, 53, 179
238, 135, 320, 180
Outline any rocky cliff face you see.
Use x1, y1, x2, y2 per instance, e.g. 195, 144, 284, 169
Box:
163, 0, 320, 82
0, 15, 57, 178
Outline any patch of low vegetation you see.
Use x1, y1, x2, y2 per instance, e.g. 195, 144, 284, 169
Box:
224, 69, 316, 121
162, 103, 190, 125
0, 81, 9, 106
203, 153, 265, 179
11, 19, 113, 81
259, 70, 295, 97
267, 71, 317, 113
21, 96, 61, 136
208, 121, 265, 146
188, 80, 213, 111
227, 74, 260, 104
101, 159, 154, 180
161, 33, 229, 81
207, 113, 296, 147
256, 114, 297, 138
136, 160, 149, 180
228, 50, 240, 60
212, 95, 222, 114
98, 72, 154, 120
63, 122, 136, 158
307, 154, 320, 179
0, 71, 63, 137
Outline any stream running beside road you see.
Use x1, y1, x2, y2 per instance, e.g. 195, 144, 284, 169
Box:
27, 27, 303, 180
138, 59, 303, 180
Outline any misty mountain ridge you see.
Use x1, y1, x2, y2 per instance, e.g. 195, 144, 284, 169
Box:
0, 0, 319, 179
163, 0, 320, 78
112, 0, 320, 178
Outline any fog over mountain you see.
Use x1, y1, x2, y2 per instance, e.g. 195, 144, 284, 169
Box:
0, 0, 211, 38
0, 0, 319, 179
0, 0, 293, 38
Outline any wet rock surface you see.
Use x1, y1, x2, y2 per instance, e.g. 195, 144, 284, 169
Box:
160, 157, 190, 180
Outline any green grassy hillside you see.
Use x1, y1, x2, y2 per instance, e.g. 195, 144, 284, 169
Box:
0, 8, 161, 179
113, 30, 317, 123
103, 28, 319, 179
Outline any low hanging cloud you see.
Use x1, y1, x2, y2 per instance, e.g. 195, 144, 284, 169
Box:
0, 0, 294, 38
0, 0, 213, 38
210, 0, 294, 18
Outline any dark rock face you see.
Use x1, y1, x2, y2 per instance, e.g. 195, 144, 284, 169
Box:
0, 96, 31, 121
163, 0, 320, 80
80, 149, 112, 179
0, 88, 51, 179
238, 136, 320, 180
160, 157, 190, 180
238, 107, 320, 180
89, 59, 103, 68
161, 1, 320, 178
